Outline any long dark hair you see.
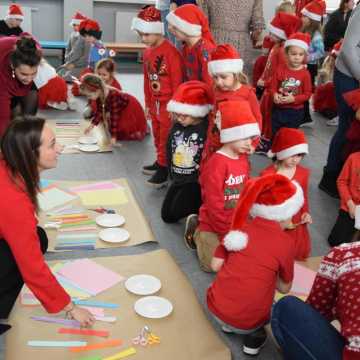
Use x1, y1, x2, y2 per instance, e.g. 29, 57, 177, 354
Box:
10, 36, 42, 68
1, 117, 45, 211
339, 0, 352, 12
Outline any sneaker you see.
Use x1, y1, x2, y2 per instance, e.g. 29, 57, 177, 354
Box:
243, 328, 267, 356
47, 101, 68, 111
221, 324, 233, 334
184, 214, 198, 250
146, 166, 168, 188
255, 138, 271, 156
326, 118, 339, 127
142, 161, 159, 175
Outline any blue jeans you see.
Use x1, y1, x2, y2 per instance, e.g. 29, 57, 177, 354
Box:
326, 68, 358, 172
271, 296, 345, 360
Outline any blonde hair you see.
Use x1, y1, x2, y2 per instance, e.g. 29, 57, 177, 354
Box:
276, 1, 295, 14
235, 72, 248, 85
316, 55, 335, 85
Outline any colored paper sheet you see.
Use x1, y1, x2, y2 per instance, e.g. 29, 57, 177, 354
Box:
79, 306, 105, 317
274, 291, 307, 302
38, 186, 77, 211
69, 339, 122, 353
28, 340, 86, 347
73, 300, 119, 309
31, 316, 81, 327
70, 182, 121, 193
55, 274, 93, 297
55, 245, 95, 251
103, 347, 137, 360
290, 263, 317, 295
58, 259, 124, 296
58, 328, 109, 338
57, 233, 98, 240
78, 357, 101, 360
77, 188, 128, 207
40, 179, 53, 189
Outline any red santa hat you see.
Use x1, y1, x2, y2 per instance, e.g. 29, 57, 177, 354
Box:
5, 4, 24, 21
343, 89, 360, 111
166, 4, 215, 45
216, 100, 260, 143
70, 12, 87, 27
223, 174, 304, 251
331, 39, 342, 58
269, 12, 302, 40
284, 32, 311, 52
79, 19, 102, 40
268, 128, 309, 160
301, 0, 326, 22
131, 6, 164, 35
167, 80, 213, 117
208, 44, 243, 76
262, 35, 274, 50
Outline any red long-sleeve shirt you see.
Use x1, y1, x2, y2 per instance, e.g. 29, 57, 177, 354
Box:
252, 54, 268, 87
143, 39, 184, 109
0, 161, 70, 313
307, 243, 360, 360
198, 151, 250, 237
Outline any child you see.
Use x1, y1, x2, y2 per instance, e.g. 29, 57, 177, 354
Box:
270, 32, 312, 137
185, 100, 260, 272
132, 6, 184, 187
261, 127, 312, 260
207, 174, 303, 356
80, 74, 147, 144
276, 0, 296, 14
294, 0, 313, 17
0, 4, 23, 37
166, 4, 216, 87
161, 81, 212, 223
204, 43, 262, 161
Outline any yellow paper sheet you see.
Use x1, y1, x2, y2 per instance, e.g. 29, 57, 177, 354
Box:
78, 188, 128, 206
274, 292, 307, 302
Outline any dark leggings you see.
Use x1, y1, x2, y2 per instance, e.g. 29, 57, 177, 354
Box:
0, 227, 48, 319
161, 182, 202, 223
11, 89, 39, 119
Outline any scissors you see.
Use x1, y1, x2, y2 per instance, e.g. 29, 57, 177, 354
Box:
88, 207, 115, 214
147, 332, 161, 345
132, 326, 160, 346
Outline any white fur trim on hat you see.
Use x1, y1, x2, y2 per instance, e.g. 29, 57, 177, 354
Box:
5, 14, 23, 21
131, 17, 164, 34
284, 39, 309, 52
167, 100, 212, 117
208, 59, 244, 75
220, 123, 260, 143
268, 23, 286, 40
250, 181, 304, 221
223, 230, 248, 251
166, 11, 201, 37
70, 19, 82, 27
301, 8, 322, 22
276, 143, 309, 160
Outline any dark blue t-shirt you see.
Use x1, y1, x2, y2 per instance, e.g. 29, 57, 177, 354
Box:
172, 0, 197, 5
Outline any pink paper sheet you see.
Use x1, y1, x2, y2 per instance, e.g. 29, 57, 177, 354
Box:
290, 263, 317, 296
69, 182, 121, 193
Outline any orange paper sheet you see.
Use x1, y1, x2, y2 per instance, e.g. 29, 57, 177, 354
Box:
69, 339, 122, 353
58, 328, 109, 338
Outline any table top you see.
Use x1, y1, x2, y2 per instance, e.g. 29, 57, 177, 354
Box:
40, 40, 67, 49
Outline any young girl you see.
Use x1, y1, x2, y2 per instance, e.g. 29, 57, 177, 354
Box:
270, 32, 312, 137
166, 4, 216, 87
185, 100, 260, 272
161, 81, 212, 223
276, 0, 296, 14
260, 127, 312, 260
80, 74, 147, 144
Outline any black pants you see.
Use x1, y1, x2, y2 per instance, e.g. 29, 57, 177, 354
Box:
272, 107, 304, 139
161, 182, 202, 223
10, 86, 39, 119
328, 209, 356, 247
0, 227, 48, 319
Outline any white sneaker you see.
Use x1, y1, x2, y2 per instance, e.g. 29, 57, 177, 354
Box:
300, 120, 314, 128
221, 325, 234, 333
326, 118, 339, 127
47, 101, 68, 111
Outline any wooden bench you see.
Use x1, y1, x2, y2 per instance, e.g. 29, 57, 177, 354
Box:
105, 42, 146, 62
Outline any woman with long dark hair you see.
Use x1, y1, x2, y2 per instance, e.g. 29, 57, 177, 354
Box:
0, 117, 94, 335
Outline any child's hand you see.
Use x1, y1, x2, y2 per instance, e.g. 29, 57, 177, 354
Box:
273, 93, 282, 104
84, 124, 94, 135
65, 63, 75, 70
257, 78, 265, 87
347, 199, 356, 219
281, 94, 295, 104
301, 212, 312, 224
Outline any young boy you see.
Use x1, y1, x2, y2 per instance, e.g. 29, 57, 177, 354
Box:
132, 6, 184, 187
270, 32, 312, 137
207, 174, 304, 356
185, 100, 260, 272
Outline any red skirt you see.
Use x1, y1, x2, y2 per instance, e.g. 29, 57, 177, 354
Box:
313, 82, 337, 113
260, 88, 273, 139
71, 68, 93, 96
38, 76, 68, 109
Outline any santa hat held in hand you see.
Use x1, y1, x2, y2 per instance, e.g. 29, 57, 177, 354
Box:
331, 39, 342, 58
268, 128, 309, 160
131, 6, 164, 35
166, 4, 215, 45
167, 80, 213, 117
343, 89, 360, 111
216, 100, 260, 143
224, 174, 304, 251
284, 32, 311, 52
268, 12, 302, 40
301, 0, 326, 21
5, 4, 24, 21
208, 44, 244, 76
70, 12, 87, 27
79, 19, 102, 40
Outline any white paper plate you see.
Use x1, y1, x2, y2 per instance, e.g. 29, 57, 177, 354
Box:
134, 296, 173, 319
96, 214, 125, 227
78, 136, 97, 145
78, 144, 100, 152
125, 275, 161, 295
99, 228, 130, 243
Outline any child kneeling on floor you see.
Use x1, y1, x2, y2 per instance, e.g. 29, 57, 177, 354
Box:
161, 80, 212, 223
207, 174, 304, 356
185, 100, 260, 272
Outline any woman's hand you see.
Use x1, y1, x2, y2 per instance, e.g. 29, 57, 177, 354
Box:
69, 306, 95, 328
84, 124, 94, 135
257, 78, 265, 87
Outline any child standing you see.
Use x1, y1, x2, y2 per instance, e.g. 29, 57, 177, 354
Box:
260, 127, 312, 260
185, 100, 260, 272
166, 4, 216, 87
270, 32, 312, 137
0, 4, 24, 37
207, 174, 303, 356
161, 81, 212, 223
132, 6, 184, 187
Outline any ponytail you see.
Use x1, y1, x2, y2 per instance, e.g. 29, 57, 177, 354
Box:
10, 36, 42, 68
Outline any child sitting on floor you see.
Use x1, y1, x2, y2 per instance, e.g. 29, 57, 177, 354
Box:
161, 81, 212, 223
260, 127, 312, 260
207, 174, 303, 356
184, 100, 260, 272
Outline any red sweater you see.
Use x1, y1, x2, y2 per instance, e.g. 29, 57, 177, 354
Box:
0, 161, 70, 312
207, 217, 294, 329
252, 54, 268, 87
307, 242, 360, 360
199, 151, 250, 236
261, 43, 287, 88
143, 39, 184, 109
0, 37, 33, 135
270, 65, 312, 109
337, 152, 360, 212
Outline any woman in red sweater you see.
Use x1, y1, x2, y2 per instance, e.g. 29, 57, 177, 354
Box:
0, 117, 94, 334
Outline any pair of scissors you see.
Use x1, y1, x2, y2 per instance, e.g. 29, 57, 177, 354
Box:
132, 327, 149, 346
147, 332, 161, 345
